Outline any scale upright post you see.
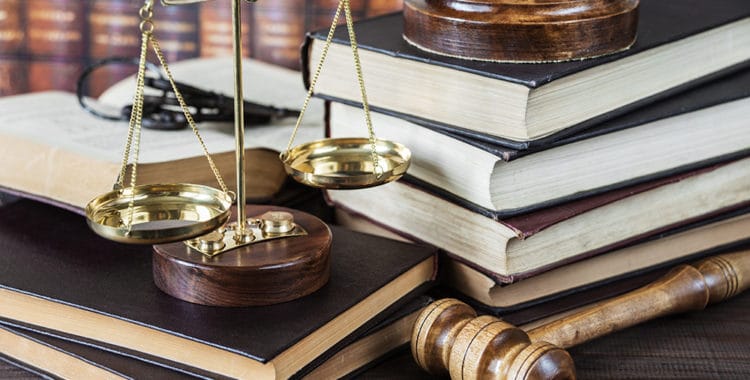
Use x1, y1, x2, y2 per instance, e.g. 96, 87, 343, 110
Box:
230, 0, 249, 242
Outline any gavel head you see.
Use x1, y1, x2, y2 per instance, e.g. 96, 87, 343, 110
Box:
411, 299, 576, 380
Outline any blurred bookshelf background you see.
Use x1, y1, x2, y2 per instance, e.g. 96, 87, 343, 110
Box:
0, 0, 403, 97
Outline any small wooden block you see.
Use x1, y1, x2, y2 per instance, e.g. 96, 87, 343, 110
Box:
403, 0, 640, 62
153, 205, 332, 307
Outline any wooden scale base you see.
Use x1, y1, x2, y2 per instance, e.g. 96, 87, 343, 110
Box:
403, 0, 640, 62
153, 205, 332, 307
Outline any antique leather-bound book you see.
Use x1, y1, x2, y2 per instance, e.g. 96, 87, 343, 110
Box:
328, 157, 750, 281
0, 199, 437, 379
335, 205, 750, 314
329, 68, 750, 214
198, 0, 253, 58
25, 0, 86, 93
253, 0, 308, 70
87, 0, 201, 97
303, 0, 750, 143
0, 0, 27, 96
306, 0, 366, 31
0, 295, 432, 379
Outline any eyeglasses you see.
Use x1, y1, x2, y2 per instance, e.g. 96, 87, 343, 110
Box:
77, 56, 300, 130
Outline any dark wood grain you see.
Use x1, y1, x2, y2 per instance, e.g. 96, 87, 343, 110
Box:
153, 205, 332, 307
403, 0, 639, 62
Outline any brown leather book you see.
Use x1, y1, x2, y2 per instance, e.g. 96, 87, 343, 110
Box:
87, 1, 201, 97
198, 0, 252, 58
0, 199, 437, 379
0, 0, 27, 96
25, 0, 86, 93
253, 0, 307, 70
307, 0, 366, 31
0, 60, 27, 96
154, 2, 199, 63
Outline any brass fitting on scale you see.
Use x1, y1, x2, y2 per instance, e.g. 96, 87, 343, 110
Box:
187, 211, 307, 257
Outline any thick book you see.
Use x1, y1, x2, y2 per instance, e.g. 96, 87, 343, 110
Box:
0, 199, 438, 379
328, 157, 750, 280
26, 0, 86, 93
88, 1, 201, 96
304, 0, 750, 145
254, 1, 309, 70
329, 67, 750, 213
198, 0, 252, 58
0, 326, 134, 380
447, 212, 750, 311
0, 296, 432, 380
334, 206, 750, 312
0, 57, 324, 210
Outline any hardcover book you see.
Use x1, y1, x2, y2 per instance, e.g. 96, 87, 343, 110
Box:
0, 296, 432, 380
329, 68, 750, 214
0, 0, 26, 96
305, 0, 750, 144
446, 212, 750, 311
26, 0, 86, 93
0, 199, 438, 379
328, 157, 750, 280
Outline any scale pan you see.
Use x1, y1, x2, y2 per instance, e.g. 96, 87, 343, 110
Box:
85, 183, 232, 244
283, 137, 411, 189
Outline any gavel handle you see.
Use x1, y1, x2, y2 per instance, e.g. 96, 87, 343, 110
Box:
527, 249, 750, 349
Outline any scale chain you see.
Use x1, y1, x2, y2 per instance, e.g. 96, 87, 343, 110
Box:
343, 0, 381, 178
283, 0, 382, 178
117, 0, 231, 232
150, 38, 229, 194
283, 0, 343, 157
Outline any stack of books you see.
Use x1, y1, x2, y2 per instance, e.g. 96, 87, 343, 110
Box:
0, 57, 440, 378
310, 0, 750, 316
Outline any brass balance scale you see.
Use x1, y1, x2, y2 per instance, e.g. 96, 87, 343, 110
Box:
85, 0, 411, 306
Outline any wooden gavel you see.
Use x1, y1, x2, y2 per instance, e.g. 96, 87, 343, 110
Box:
412, 250, 750, 380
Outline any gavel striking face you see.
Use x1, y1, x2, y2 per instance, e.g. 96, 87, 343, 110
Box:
411, 299, 575, 380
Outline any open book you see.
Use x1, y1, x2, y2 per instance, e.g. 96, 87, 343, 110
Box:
0, 57, 324, 210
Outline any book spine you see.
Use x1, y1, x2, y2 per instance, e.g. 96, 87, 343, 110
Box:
364, 0, 403, 17
198, 0, 252, 58
88, 1, 201, 97
307, 0, 366, 31
87, 0, 140, 97
25, 0, 86, 93
253, 0, 307, 70
0, 0, 27, 95
153, 2, 199, 63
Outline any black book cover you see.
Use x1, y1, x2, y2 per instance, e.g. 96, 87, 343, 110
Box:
0, 296, 435, 380
420, 68, 750, 161
0, 200, 437, 375
305, 0, 750, 149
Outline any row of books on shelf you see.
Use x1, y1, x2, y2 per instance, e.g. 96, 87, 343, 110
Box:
1, 0, 750, 377
0, 0, 403, 97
